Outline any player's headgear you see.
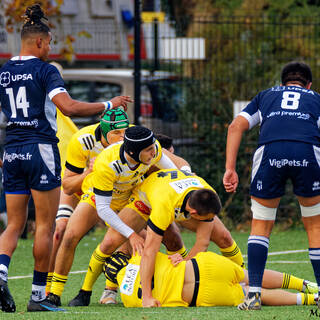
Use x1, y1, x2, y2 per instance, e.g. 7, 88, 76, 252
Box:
123, 126, 155, 163
100, 109, 129, 141
21, 4, 50, 38
281, 61, 312, 87
103, 251, 130, 284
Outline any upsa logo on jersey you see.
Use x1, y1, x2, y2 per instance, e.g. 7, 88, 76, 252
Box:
0, 71, 33, 87
0, 72, 10, 87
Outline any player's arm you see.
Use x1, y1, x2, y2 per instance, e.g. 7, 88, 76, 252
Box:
184, 220, 214, 260
155, 149, 192, 172
62, 163, 93, 195
223, 115, 249, 193
52, 94, 133, 117
140, 226, 162, 307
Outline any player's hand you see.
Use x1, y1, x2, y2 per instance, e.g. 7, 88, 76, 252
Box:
168, 253, 183, 266
223, 169, 239, 193
110, 96, 133, 111
142, 296, 161, 307
128, 232, 144, 256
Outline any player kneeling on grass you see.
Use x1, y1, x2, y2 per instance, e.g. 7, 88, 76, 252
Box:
104, 251, 318, 307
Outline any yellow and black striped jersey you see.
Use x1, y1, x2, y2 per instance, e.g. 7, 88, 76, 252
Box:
82, 140, 162, 201
129, 169, 215, 234
65, 123, 104, 174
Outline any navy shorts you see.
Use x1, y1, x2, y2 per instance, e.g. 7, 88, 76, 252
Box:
3, 143, 61, 193
250, 141, 320, 198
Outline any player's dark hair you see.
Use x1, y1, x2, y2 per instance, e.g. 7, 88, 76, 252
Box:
21, 4, 50, 39
281, 61, 312, 87
155, 134, 173, 150
189, 189, 221, 216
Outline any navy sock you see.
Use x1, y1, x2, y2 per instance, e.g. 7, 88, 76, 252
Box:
309, 248, 320, 294
33, 270, 48, 286
0, 254, 10, 269
247, 235, 269, 294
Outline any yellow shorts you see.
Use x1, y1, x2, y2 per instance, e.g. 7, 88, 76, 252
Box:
125, 194, 152, 222
80, 192, 130, 226
195, 252, 245, 306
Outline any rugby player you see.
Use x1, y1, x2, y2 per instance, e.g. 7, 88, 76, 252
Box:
223, 61, 320, 310
105, 251, 318, 308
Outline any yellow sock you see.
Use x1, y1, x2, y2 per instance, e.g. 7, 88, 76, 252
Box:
282, 273, 304, 291
299, 293, 316, 305
220, 241, 245, 268
81, 244, 110, 291
166, 245, 188, 258
46, 272, 53, 295
106, 279, 118, 290
50, 273, 68, 297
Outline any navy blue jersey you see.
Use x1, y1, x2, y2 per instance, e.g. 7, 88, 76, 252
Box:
0, 56, 66, 146
240, 86, 320, 146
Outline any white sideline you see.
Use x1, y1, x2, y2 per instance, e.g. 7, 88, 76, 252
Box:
8, 248, 310, 280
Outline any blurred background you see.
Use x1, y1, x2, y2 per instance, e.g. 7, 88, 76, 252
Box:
1, 0, 320, 228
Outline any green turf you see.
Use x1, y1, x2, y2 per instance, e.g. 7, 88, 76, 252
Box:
1, 227, 318, 319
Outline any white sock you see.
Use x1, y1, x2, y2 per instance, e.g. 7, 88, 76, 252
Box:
296, 293, 302, 305
0, 264, 8, 282
31, 284, 46, 302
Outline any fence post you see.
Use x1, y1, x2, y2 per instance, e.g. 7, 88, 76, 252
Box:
134, 0, 141, 125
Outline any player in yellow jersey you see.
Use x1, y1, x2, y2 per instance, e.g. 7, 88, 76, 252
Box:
46, 109, 130, 306
103, 251, 318, 308
51, 126, 188, 307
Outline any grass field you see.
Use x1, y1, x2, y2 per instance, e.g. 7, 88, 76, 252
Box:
2, 226, 319, 319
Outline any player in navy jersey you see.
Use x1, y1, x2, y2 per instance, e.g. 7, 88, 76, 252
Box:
223, 61, 320, 310
0, 4, 132, 313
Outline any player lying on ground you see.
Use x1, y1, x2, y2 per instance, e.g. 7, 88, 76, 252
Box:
104, 250, 318, 307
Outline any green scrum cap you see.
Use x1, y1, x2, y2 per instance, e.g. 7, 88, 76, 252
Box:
100, 109, 130, 140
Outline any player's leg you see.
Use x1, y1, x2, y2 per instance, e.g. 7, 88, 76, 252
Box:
178, 216, 244, 267
46, 191, 78, 295
298, 194, 320, 308
238, 196, 278, 310
69, 207, 146, 307
163, 222, 188, 258
0, 193, 29, 312
49, 201, 99, 304
242, 268, 317, 293
260, 288, 316, 306
27, 187, 65, 312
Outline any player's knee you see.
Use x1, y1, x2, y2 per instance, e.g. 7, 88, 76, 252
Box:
251, 199, 277, 220
100, 236, 119, 254
62, 229, 81, 249
211, 228, 233, 248
300, 202, 320, 217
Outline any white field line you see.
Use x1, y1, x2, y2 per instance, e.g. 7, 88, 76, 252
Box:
242, 249, 308, 258
9, 270, 87, 280
8, 249, 310, 280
